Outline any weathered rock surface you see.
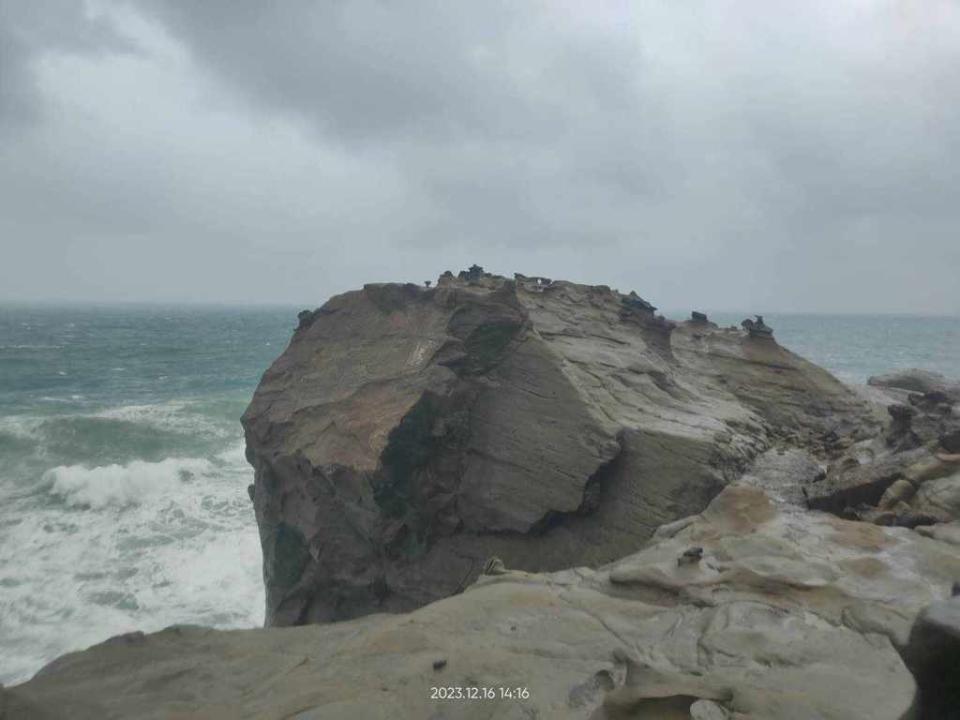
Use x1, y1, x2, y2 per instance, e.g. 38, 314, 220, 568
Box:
242, 271, 878, 625
917, 521, 960, 547
808, 367, 960, 529
6, 486, 959, 719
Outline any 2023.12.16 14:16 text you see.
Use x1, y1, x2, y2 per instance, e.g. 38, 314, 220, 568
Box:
430, 686, 531, 701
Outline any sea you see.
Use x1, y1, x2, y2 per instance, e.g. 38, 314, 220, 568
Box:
0, 305, 958, 685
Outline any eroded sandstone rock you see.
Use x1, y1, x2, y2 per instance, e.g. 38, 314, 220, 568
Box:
808, 374, 960, 530
242, 272, 878, 625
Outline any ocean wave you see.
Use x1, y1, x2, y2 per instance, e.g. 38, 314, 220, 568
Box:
0, 401, 234, 441
0, 416, 42, 441
45, 457, 213, 509
94, 401, 234, 438
36, 395, 87, 404
1, 450, 263, 685
214, 440, 249, 466
0, 401, 241, 472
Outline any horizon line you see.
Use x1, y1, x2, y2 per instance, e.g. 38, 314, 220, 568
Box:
1, 297, 958, 319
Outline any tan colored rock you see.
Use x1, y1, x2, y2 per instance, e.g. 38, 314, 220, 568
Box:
243, 274, 878, 625
916, 522, 960, 547
905, 455, 958, 485
734, 447, 825, 506
806, 444, 932, 514
878, 478, 916, 510
7, 486, 958, 720
868, 369, 960, 401
690, 699, 730, 720
910, 472, 960, 523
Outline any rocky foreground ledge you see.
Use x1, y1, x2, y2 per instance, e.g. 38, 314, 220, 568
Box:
3, 485, 959, 719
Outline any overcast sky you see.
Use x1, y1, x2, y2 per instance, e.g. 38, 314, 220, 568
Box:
2, 1, 959, 314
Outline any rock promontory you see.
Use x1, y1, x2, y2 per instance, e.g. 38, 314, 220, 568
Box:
241, 269, 879, 625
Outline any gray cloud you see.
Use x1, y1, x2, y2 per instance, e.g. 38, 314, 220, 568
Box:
0, 0, 134, 125
1, 0, 958, 313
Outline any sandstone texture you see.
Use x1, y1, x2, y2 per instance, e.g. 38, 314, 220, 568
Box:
5, 485, 959, 719
240, 271, 879, 625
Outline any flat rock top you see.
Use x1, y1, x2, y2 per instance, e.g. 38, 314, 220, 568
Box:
6, 486, 958, 720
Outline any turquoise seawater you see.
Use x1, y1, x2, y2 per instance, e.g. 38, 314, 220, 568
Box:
0, 304, 958, 684
0, 305, 297, 684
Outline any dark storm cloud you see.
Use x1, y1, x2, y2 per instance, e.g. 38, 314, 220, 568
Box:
0, 0, 134, 125
1, 0, 959, 312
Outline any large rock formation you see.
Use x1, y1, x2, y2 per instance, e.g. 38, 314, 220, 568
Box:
6, 485, 959, 719
241, 271, 879, 626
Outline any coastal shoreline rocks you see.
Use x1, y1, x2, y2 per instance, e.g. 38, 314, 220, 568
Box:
819, 369, 960, 531
5, 485, 959, 719
6, 272, 959, 718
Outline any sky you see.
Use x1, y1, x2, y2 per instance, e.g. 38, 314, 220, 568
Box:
1, 0, 959, 314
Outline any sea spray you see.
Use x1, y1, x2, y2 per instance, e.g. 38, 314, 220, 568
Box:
46, 457, 212, 508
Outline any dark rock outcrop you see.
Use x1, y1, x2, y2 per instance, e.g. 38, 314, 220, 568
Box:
740, 314, 774, 338
904, 596, 960, 718
242, 272, 878, 626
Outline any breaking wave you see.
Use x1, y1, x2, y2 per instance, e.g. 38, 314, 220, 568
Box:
45, 457, 213, 509
0, 440, 263, 684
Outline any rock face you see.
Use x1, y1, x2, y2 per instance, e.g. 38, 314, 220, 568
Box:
6, 486, 959, 719
241, 271, 878, 626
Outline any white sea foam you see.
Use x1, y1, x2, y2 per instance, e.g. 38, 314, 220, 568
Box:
0, 416, 42, 440
45, 457, 212, 509
1, 447, 264, 684
95, 401, 231, 438
0, 401, 234, 451
214, 440, 248, 465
